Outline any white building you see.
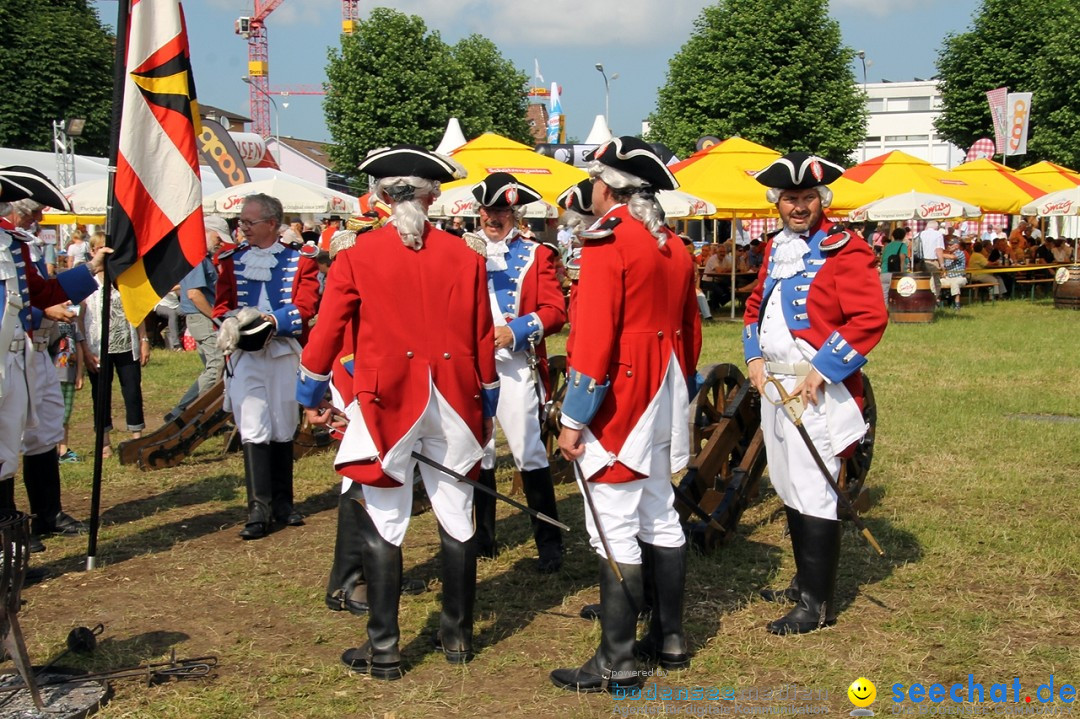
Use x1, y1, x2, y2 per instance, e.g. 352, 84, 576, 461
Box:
857, 80, 965, 169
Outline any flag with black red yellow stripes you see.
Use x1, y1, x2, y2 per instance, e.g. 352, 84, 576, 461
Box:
108, 0, 205, 324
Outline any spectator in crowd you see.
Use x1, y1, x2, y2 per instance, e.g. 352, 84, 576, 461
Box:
879, 226, 910, 302
66, 230, 91, 268
968, 240, 1006, 298
918, 221, 946, 293
748, 238, 766, 270
319, 215, 342, 251
445, 216, 466, 237
1008, 221, 1030, 256
1034, 235, 1056, 265
153, 289, 183, 350
49, 306, 85, 462
163, 216, 228, 423
701, 242, 733, 308
84, 232, 150, 456
940, 235, 967, 310
1051, 238, 1070, 264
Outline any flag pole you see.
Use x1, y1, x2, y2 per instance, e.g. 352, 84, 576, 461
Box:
87, 0, 131, 571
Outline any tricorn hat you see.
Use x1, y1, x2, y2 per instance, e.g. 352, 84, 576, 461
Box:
471, 172, 543, 208
236, 313, 276, 353
585, 136, 678, 192
0, 166, 72, 210
754, 152, 844, 190
557, 179, 594, 213
358, 145, 466, 183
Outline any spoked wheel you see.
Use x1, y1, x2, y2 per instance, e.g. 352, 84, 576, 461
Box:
676, 363, 767, 552
542, 355, 573, 484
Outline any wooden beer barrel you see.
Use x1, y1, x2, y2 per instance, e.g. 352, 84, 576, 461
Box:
1053, 265, 1080, 310
888, 272, 936, 323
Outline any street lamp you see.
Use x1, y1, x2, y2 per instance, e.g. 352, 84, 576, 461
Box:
595, 63, 619, 127
241, 76, 280, 163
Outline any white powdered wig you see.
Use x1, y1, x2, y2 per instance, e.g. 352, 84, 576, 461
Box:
560, 209, 595, 235
374, 176, 440, 250
588, 161, 668, 245
765, 185, 834, 208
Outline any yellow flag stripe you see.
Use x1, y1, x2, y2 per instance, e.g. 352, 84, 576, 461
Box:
131, 70, 192, 99
115, 260, 162, 326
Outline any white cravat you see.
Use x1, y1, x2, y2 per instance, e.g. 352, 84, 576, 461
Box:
769, 228, 811, 280
485, 228, 518, 272
240, 242, 283, 282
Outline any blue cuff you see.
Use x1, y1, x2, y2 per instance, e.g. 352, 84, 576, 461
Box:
811, 330, 867, 384
272, 304, 303, 336
561, 368, 610, 426
296, 365, 331, 408
507, 313, 543, 352
29, 306, 43, 331
56, 264, 98, 304
742, 323, 761, 364
482, 386, 500, 418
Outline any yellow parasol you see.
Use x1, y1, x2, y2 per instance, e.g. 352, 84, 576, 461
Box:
941, 158, 1046, 214
669, 137, 781, 217
1013, 161, 1080, 194
442, 133, 587, 204
829, 151, 980, 214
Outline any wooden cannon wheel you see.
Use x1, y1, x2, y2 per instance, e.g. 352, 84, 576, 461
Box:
676, 363, 767, 553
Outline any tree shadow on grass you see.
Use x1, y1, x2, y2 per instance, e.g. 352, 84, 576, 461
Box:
98, 472, 242, 525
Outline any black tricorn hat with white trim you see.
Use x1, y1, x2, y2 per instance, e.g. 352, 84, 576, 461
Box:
471, 172, 542, 208
754, 152, 844, 190
0, 165, 72, 210
358, 145, 466, 183
557, 179, 594, 213
585, 136, 678, 191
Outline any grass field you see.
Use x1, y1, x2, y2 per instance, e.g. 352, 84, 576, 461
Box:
13, 297, 1080, 718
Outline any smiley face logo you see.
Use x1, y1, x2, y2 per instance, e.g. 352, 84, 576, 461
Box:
848, 677, 877, 709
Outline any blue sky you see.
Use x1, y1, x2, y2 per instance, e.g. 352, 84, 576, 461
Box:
93, 0, 982, 146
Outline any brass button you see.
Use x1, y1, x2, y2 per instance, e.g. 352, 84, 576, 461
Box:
675, 330, 681, 336
626, 370, 633, 377
657, 331, 664, 338
406, 351, 414, 358
373, 397, 381, 404
473, 394, 480, 400
443, 352, 451, 359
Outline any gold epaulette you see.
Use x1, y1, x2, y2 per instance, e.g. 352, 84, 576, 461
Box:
462, 232, 486, 257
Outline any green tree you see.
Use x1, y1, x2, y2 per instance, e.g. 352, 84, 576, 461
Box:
449, 35, 531, 145
934, 0, 1063, 165
0, 0, 115, 156
324, 9, 530, 187
647, 0, 865, 164
1021, 3, 1080, 168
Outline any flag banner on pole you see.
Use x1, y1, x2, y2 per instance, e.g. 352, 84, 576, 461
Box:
986, 87, 1008, 155
1005, 92, 1033, 157
108, 0, 206, 325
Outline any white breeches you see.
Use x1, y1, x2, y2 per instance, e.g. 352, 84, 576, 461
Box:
759, 374, 841, 520
481, 351, 548, 471
225, 345, 299, 444
0, 350, 28, 480
21, 349, 63, 454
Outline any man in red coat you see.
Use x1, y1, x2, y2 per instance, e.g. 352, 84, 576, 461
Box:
743, 152, 887, 635
214, 193, 321, 539
470, 172, 567, 572
298, 145, 498, 681
553, 137, 701, 693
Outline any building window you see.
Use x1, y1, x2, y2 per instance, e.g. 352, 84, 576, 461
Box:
868, 98, 885, 113
884, 134, 930, 142
884, 96, 933, 112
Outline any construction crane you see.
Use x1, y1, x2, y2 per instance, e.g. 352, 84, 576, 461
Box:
236, 1, 359, 138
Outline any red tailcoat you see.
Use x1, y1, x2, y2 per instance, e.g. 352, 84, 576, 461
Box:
299, 224, 498, 486
565, 205, 702, 482
213, 241, 321, 344
742, 217, 887, 409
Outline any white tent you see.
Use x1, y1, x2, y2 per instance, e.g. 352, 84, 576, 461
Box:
202, 174, 360, 215
584, 115, 613, 145
435, 118, 468, 156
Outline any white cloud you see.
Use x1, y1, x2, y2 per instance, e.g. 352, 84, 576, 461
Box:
377, 0, 712, 45
831, 0, 935, 17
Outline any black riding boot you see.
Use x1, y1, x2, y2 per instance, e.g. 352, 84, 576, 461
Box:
520, 467, 563, 572
23, 449, 86, 536
341, 504, 403, 680
473, 468, 497, 558
0, 478, 15, 511
326, 483, 367, 615
760, 507, 801, 604
767, 510, 842, 635
435, 525, 477, 663
270, 441, 303, 526
551, 560, 643, 693
239, 443, 274, 540
636, 543, 690, 670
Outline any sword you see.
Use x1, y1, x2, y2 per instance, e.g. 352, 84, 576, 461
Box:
763, 376, 885, 557
525, 338, 550, 427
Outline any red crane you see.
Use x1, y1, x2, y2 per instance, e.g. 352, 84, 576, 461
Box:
237, 2, 359, 138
